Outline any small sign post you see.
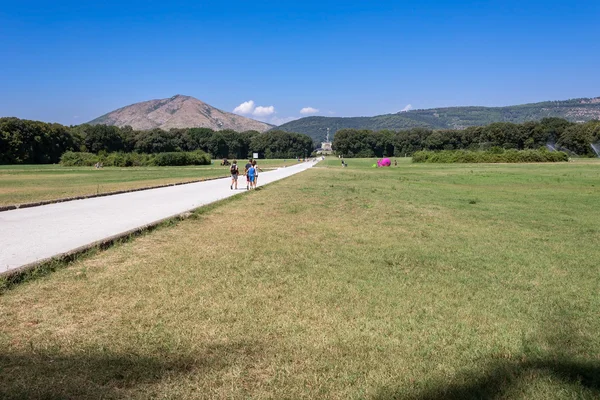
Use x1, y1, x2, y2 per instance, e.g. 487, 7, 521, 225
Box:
253, 152, 259, 159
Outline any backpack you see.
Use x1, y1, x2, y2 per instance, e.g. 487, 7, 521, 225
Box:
230, 164, 238, 174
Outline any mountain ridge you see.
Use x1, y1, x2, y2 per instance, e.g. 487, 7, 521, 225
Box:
88, 95, 273, 132
275, 96, 600, 142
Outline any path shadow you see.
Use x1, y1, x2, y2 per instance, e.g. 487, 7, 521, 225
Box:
0, 341, 259, 399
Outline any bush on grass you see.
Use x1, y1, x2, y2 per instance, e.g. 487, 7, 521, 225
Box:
60, 151, 98, 166
151, 151, 211, 166
412, 149, 568, 163
60, 150, 212, 167
102, 152, 153, 167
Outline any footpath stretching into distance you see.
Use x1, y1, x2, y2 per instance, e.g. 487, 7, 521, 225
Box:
0, 161, 317, 275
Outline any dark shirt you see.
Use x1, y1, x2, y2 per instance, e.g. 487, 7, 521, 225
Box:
245, 163, 252, 172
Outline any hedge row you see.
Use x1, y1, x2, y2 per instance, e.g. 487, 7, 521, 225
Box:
412, 149, 569, 163
60, 151, 211, 167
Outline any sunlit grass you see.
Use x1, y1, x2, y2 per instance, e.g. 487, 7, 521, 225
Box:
0, 159, 300, 206
0, 159, 598, 399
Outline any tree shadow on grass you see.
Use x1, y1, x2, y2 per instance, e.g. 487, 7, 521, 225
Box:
0, 340, 259, 399
374, 359, 600, 400
374, 309, 600, 400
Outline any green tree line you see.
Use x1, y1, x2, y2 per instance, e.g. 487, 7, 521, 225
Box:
0, 118, 314, 164
332, 118, 600, 157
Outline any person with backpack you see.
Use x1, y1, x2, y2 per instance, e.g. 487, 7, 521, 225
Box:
230, 160, 239, 190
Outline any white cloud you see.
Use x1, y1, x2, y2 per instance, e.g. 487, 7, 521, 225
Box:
253, 105, 275, 117
300, 107, 319, 115
400, 104, 413, 112
233, 100, 255, 115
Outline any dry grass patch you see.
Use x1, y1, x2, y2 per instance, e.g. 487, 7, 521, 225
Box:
1, 162, 599, 399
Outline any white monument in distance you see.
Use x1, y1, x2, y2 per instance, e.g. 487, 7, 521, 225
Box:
320, 128, 333, 153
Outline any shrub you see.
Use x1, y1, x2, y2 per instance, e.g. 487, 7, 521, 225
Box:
102, 152, 125, 167
60, 151, 98, 166
101, 152, 153, 167
60, 150, 211, 167
124, 153, 152, 167
152, 151, 211, 166
412, 149, 568, 163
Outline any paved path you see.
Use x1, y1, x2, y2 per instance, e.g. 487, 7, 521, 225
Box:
0, 161, 317, 275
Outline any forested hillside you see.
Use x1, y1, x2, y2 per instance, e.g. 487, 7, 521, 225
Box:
277, 97, 600, 142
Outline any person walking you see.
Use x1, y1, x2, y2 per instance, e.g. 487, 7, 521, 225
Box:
252, 160, 262, 188
230, 160, 239, 190
244, 158, 253, 190
247, 162, 256, 190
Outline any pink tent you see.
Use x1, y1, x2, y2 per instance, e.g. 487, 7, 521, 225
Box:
377, 158, 391, 167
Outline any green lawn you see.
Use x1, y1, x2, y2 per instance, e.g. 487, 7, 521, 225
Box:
1, 158, 599, 399
0, 159, 299, 206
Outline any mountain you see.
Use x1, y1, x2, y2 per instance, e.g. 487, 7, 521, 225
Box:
88, 95, 273, 132
276, 97, 600, 142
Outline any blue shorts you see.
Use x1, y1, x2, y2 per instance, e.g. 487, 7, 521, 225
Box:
248, 175, 255, 182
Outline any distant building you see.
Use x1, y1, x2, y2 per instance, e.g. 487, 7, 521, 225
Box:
321, 141, 332, 152
319, 129, 333, 153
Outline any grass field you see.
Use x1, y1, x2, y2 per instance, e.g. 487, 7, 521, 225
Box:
0, 159, 299, 206
1, 158, 599, 399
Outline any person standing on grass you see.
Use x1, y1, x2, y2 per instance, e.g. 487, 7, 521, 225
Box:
230, 160, 239, 190
244, 158, 253, 190
247, 162, 256, 190
252, 160, 262, 188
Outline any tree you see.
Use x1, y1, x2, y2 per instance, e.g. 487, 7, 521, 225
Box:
134, 129, 179, 153
0, 117, 77, 164
80, 124, 125, 153
423, 131, 444, 150
185, 128, 214, 152
558, 125, 594, 156
251, 130, 313, 159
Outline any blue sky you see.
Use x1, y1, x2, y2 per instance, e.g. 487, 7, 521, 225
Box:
1, 0, 599, 126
